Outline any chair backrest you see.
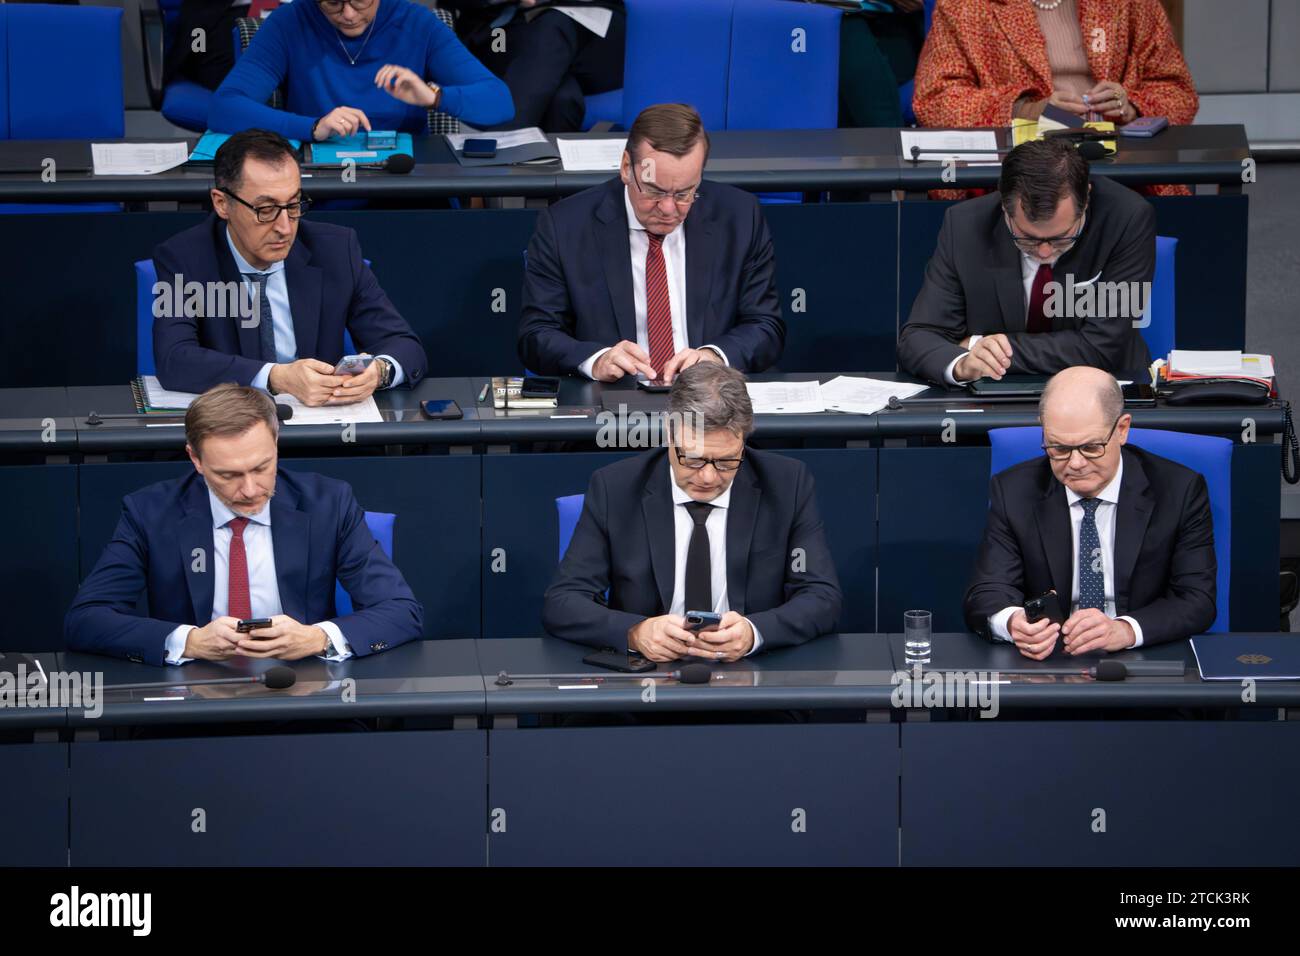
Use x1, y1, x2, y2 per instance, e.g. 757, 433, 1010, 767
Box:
135, 259, 159, 377
6, 5, 124, 139
0, 13, 9, 140
899, 0, 938, 125
335, 511, 396, 615
556, 494, 585, 562
1138, 235, 1177, 362
622, 0, 732, 131
987, 426, 1231, 632
726, 0, 840, 131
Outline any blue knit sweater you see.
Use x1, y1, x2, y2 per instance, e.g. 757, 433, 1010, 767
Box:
208, 0, 514, 140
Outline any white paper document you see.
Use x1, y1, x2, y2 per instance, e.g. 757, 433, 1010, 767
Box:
899, 129, 1000, 163
445, 127, 548, 151
1169, 350, 1275, 377
745, 381, 826, 415
556, 137, 627, 171
91, 142, 190, 175
279, 394, 384, 425
819, 376, 928, 415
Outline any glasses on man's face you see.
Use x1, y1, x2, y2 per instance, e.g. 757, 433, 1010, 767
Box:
1006, 209, 1087, 253
1042, 416, 1121, 461
221, 189, 312, 224
631, 171, 701, 206
318, 0, 376, 14
674, 445, 744, 473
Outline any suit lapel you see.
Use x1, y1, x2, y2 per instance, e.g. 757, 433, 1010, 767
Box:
1035, 468, 1074, 604
990, 0, 1053, 96
1112, 449, 1153, 613
724, 460, 758, 615
683, 200, 713, 349
269, 476, 311, 623
214, 219, 263, 360
284, 240, 321, 362
989, 227, 1027, 332
179, 478, 215, 625
596, 182, 637, 345
641, 454, 676, 612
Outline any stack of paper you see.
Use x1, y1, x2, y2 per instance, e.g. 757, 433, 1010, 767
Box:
745, 377, 929, 416
556, 138, 627, 171
899, 129, 1000, 164
278, 394, 384, 425
91, 142, 190, 176
1168, 350, 1274, 378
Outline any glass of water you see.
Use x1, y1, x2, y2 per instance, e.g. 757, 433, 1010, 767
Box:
904, 610, 932, 665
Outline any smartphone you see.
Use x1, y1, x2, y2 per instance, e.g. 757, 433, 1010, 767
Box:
636, 377, 672, 393
334, 354, 374, 376
685, 610, 722, 632
366, 130, 398, 150
1122, 382, 1156, 407
1023, 591, 1065, 626
520, 375, 560, 399
582, 649, 655, 673
1120, 116, 1169, 138
236, 618, 274, 634
462, 137, 497, 159
422, 399, 463, 420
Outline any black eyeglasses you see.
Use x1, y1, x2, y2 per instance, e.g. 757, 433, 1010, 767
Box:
674, 446, 744, 473
220, 189, 312, 224
1042, 416, 1121, 461
631, 170, 702, 206
1005, 209, 1087, 253
318, 0, 376, 13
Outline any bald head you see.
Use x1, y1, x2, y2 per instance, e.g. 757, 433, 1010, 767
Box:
1039, 367, 1130, 497
1039, 366, 1123, 425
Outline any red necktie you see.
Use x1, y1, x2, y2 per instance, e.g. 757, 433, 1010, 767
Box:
227, 516, 252, 620
644, 232, 675, 375
1026, 262, 1053, 334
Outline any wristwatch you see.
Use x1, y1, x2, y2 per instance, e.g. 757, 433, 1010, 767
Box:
375, 356, 394, 390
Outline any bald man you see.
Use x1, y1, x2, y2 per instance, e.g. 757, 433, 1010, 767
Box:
964, 367, 1216, 658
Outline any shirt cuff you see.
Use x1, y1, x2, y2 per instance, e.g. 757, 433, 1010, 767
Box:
251, 363, 275, 392
376, 354, 405, 389
578, 347, 612, 380
1117, 615, 1144, 649
316, 620, 354, 661
700, 345, 729, 367
943, 352, 969, 386
988, 606, 1020, 642
164, 625, 195, 665
744, 617, 763, 656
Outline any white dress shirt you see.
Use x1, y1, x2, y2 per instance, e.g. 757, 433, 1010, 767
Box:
943, 250, 1058, 385
577, 186, 728, 378
668, 471, 763, 655
223, 229, 404, 391
163, 486, 353, 664
989, 457, 1145, 647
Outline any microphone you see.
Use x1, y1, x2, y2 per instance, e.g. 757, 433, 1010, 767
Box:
1078, 140, 1112, 161
102, 665, 298, 693
908, 144, 1013, 163
494, 664, 715, 686
986, 659, 1185, 679
88, 404, 294, 426
275, 403, 293, 422
302, 153, 414, 174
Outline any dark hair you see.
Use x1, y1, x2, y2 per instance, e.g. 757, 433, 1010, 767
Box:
999, 138, 1090, 223
213, 129, 299, 193
626, 103, 711, 164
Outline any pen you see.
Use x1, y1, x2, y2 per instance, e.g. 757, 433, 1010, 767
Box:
477, 382, 489, 403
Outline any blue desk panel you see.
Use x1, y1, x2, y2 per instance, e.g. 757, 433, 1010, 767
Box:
0, 742, 68, 866
0, 464, 77, 650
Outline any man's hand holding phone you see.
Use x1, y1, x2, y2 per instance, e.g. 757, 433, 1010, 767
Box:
182, 616, 243, 661
627, 614, 698, 662
689, 610, 754, 662
235, 615, 331, 660
268, 359, 346, 406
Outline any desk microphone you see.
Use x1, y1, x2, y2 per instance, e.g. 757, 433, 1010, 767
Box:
101, 665, 298, 693
494, 663, 713, 686
987, 660, 1185, 679
302, 153, 415, 174
908, 144, 1013, 163
87, 404, 294, 426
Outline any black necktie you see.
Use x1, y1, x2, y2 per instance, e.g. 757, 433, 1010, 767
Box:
242, 271, 278, 363
683, 501, 714, 613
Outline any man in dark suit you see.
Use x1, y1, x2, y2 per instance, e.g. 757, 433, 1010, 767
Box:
518, 103, 785, 382
964, 367, 1215, 658
899, 138, 1155, 385
152, 129, 426, 405
543, 364, 840, 661
65, 384, 423, 665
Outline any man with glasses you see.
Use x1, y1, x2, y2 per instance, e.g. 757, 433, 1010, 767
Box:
964, 366, 1215, 659
543, 364, 841, 661
899, 138, 1155, 385
518, 103, 785, 382
152, 130, 425, 404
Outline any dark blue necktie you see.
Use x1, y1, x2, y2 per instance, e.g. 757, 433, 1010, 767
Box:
243, 272, 278, 363
1077, 497, 1105, 611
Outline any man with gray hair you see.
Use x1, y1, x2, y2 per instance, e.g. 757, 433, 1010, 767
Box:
964, 366, 1215, 659
543, 364, 842, 661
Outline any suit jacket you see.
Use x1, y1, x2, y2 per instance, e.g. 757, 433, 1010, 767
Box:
542, 448, 842, 652
152, 215, 427, 394
898, 175, 1155, 384
64, 469, 424, 665
517, 176, 785, 375
963, 445, 1216, 647
443, 0, 624, 48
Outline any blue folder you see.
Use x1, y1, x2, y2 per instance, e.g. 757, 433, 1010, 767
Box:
308, 132, 414, 165
1191, 635, 1300, 681
189, 131, 302, 162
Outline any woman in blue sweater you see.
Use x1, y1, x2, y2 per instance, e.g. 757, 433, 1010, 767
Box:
209, 0, 514, 142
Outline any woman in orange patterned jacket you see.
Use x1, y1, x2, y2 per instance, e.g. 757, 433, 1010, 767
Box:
914, 0, 1197, 195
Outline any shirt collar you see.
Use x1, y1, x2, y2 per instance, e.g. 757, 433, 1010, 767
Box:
1063, 454, 1124, 508
669, 463, 734, 511
224, 223, 286, 277
207, 485, 272, 530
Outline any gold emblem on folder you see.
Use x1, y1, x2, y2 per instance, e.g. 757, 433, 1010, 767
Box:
1236, 654, 1272, 665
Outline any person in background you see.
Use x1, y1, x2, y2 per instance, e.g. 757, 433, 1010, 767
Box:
164, 0, 249, 92
209, 0, 513, 142
839, 0, 928, 128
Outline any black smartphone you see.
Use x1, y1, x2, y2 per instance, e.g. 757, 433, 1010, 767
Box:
1122, 382, 1156, 407
236, 618, 273, 634
582, 649, 655, 673
1023, 591, 1066, 626
636, 377, 671, 393
422, 399, 463, 420
685, 610, 722, 632
462, 137, 497, 159
520, 376, 560, 399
